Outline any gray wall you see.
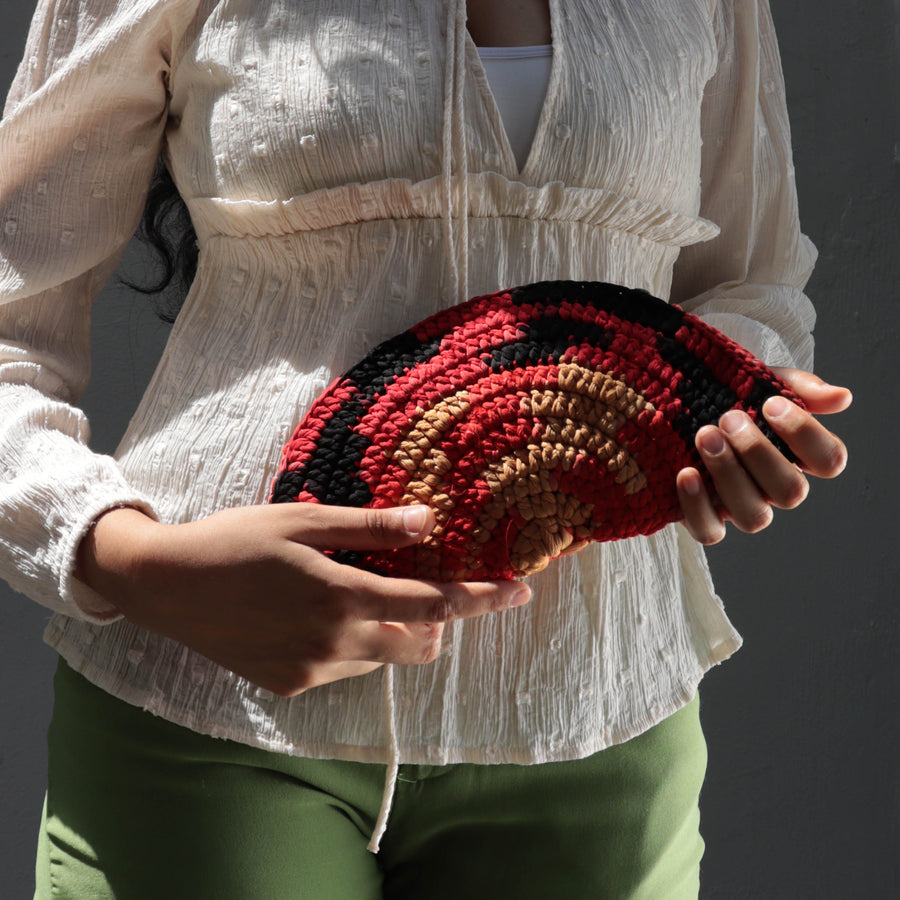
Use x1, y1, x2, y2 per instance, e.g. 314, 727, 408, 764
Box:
1, 2, 896, 896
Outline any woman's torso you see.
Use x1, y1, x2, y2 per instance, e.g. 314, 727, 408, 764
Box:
46, 0, 740, 764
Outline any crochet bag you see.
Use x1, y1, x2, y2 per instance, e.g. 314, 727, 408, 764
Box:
270, 281, 803, 581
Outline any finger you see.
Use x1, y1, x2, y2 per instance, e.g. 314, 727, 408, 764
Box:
286, 623, 449, 687
297, 615, 446, 671
718, 411, 809, 509
273, 660, 384, 696
334, 562, 532, 625
761, 397, 849, 478
677, 468, 726, 545
357, 621, 447, 666
771, 368, 853, 415
279, 502, 436, 550
696, 425, 774, 534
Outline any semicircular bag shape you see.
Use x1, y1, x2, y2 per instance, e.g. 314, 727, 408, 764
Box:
270, 281, 805, 581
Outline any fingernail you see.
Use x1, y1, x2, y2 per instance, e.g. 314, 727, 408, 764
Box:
511, 586, 531, 607
699, 429, 726, 456
764, 396, 790, 419
719, 411, 747, 436
400, 505, 428, 534
681, 472, 702, 497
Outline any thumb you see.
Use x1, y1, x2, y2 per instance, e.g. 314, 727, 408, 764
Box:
283, 502, 436, 551
771, 367, 853, 415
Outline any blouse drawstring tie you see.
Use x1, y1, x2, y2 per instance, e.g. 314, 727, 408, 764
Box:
442, 0, 470, 305
367, 0, 470, 855
367, 663, 401, 852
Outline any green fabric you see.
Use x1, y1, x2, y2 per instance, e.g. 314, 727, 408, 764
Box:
36, 659, 706, 899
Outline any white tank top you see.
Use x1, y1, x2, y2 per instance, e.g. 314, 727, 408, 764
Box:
477, 44, 553, 171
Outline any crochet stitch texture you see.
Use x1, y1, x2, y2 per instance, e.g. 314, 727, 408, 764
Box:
271, 281, 804, 580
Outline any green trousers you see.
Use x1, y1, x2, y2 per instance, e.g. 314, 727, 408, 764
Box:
36, 660, 706, 899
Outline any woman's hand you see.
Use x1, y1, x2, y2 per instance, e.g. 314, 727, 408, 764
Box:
76, 503, 530, 696
676, 368, 851, 545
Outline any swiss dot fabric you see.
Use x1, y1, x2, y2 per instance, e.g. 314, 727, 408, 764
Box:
0, 0, 816, 766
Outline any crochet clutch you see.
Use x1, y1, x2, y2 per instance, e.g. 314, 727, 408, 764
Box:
270, 281, 803, 581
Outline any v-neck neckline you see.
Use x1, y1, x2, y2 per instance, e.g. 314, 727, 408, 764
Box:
463, 0, 561, 180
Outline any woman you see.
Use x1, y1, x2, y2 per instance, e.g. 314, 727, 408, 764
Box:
0, 0, 849, 896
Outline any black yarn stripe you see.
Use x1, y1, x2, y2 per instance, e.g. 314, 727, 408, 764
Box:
642, 331, 794, 460
285, 330, 443, 505
275, 297, 617, 506
283, 282, 653, 505
508, 281, 684, 335
484, 317, 614, 371
653, 332, 738, 448
330, 548, 366, 568
298, 282, 659, 502
503, 281, 752, 455
514, 282, 795, 459
742, 378, 798, 459
272, 280, 796, 507
277, 320, 617, 507
272, 282, 688, 506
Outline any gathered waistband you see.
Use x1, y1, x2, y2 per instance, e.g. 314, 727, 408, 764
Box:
187, 173, 720, 249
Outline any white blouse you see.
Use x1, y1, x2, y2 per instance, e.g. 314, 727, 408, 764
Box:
0, 0, 817, 770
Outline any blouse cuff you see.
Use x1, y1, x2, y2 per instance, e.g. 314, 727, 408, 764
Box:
60, 493, 159, 624
681, 282, 816, 371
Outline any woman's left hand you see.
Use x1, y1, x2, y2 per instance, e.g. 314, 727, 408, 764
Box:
676, 368, 852, 545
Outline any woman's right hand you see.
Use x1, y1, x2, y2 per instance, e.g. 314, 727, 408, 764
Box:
75, 504, 531, 696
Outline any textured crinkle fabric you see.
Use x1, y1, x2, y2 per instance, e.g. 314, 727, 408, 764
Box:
1, 0, 816, 765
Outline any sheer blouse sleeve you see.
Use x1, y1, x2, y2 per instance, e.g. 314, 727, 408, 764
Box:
0, 0, 200, 622
670, 0, 817, 371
